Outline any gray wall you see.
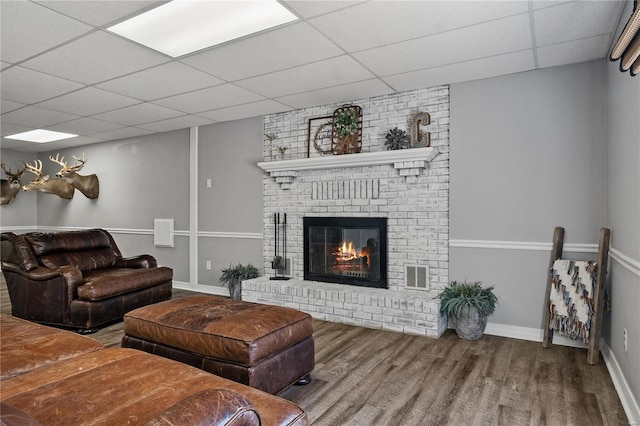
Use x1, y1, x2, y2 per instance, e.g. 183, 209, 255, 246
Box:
605, 0, 640, 408
197, 118, 264, 288
0, 148, 37, 228
449, 60, 607, 329
8, 130, 191, 282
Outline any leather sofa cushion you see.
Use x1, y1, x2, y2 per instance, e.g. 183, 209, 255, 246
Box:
26, 229, 111, 256
40, 247, 116, 271
0, 314, 104, 380
124, 296, 313, 366
0, 402, 43, 426
1, 348, 307, 426
11, 234, 39, 271
144, 389, 260, 426
78, 267, 173, 301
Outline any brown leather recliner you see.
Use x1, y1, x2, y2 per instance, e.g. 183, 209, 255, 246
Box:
1, 229, 173, 331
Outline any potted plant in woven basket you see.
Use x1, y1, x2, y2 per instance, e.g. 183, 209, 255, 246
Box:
332, 105, 362, 155
437, 280, 498, 340
219, 263, 259, 300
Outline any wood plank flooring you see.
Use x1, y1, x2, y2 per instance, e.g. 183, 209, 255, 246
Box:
0, 275, 628, 425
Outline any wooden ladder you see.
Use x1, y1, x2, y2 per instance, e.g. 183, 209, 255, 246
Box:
542, 226, 611, 365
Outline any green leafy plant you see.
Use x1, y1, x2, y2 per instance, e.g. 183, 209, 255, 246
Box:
219, 263, 259, 286
334, 108, 358, 137
219, 263, 259, 300
437, 280, 498, 317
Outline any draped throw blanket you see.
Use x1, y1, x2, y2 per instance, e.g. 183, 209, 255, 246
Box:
548, 259, 598, 344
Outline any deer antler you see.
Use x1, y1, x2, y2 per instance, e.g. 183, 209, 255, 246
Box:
1, 162, 24, 176
24, 160, 44, 177
49, 153, 67, 167
71, 153, 87, 172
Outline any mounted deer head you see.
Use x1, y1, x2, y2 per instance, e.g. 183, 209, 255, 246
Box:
23, 159, 75, 199
1, 162, 25, 205
50, 153, 99, 199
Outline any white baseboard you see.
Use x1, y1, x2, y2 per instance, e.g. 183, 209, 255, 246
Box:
485, 322, 639, 425
601, 341, 640, 425
172, 280, 228, 296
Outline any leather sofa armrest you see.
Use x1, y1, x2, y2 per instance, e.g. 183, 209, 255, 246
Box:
1, 262, 82, 285
115, 255, 157, 269
144, 389, 260, 426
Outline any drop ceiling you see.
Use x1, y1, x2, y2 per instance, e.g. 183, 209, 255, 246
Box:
0, 0, 626, 152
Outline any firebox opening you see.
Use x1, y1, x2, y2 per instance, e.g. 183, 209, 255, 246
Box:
303, 217, 387, 288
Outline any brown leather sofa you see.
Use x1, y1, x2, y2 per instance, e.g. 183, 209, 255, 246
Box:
1, 229, 173, 331
0, 314, 307, 426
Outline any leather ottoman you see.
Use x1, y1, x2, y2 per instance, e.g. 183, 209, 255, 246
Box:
122, 295, 314, 395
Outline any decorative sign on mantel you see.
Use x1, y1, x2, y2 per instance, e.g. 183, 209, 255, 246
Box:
258, 147, 438, 189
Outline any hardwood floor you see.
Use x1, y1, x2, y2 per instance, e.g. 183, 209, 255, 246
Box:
1, 275, 628, 425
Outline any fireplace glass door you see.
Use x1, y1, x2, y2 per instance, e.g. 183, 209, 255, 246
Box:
303, 217, 387, 288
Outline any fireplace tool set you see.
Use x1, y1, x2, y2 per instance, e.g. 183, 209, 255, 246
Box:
270, 212, 290, 280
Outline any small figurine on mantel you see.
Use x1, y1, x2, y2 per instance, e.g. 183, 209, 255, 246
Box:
265, 133, 277, 160
277, 145, 289, 160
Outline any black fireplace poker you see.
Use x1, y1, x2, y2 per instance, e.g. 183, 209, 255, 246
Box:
270, 212, 290, 280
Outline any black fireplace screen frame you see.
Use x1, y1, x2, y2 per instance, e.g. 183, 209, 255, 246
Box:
303, 216, 388, 289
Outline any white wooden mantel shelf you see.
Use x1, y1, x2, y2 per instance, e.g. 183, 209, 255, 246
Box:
258, 147, 439, 189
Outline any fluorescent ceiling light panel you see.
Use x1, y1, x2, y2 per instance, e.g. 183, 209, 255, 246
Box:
4, 129, 78, 143
108, 0, 298, 57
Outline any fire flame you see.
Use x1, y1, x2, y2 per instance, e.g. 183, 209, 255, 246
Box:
332, 241, 369, 266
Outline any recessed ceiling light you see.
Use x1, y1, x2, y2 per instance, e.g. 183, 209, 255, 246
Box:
4, 129, 78, 143
108, 0, 298, 58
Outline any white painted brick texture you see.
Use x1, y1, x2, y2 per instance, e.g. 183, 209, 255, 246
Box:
254, 85, 450, 337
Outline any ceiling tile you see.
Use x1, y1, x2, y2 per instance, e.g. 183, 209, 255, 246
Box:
537, 35, 612, 68
0, 1, 93, 63
197, 100, 291, 122
1, 105, 80, 128
89, 126, 154, 141
37, 87, 140, 116
534, 1, 624, 47
92, 103, 184, 126
1, 137, 40, 151
1, 123, 31, 138
383, 50, 536, 92
311, 1, 529, 53
21, 30, 170, 85
1, 66, 84, 104
1, 100, 25, 115
276, 79, 394, 110
236, 55, 374, 98
181, 22, 344, 81
137, 115, 215, 132
151, 84, 264, 114
35, 1, 163, 27
48, 117, 125, 136
353, 13, 532, 76
97, 62, 224, 101
283, 1, 365, 19
28, 135, 107, 153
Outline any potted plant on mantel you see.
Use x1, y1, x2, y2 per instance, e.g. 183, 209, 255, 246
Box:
332, 105, 362, 155
219, 263, 260, 300
437, 280, 498, 340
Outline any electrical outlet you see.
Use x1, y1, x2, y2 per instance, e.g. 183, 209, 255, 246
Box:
206, 178, 212, 188
623, 328, 628, 352
205, 260, 211, 270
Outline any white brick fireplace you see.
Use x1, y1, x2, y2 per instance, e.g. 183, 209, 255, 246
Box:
243, 86, 450, 337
